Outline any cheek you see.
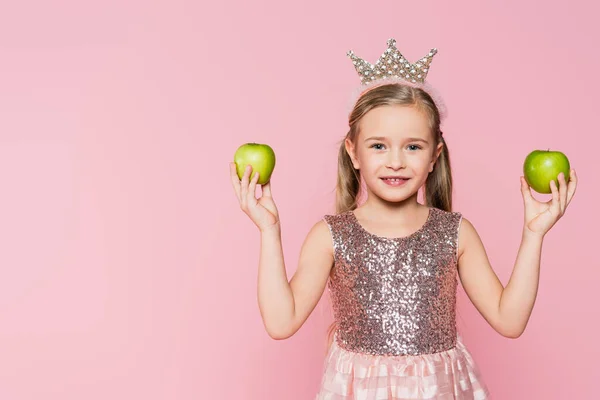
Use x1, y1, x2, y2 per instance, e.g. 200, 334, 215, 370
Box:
415, 155, 434, 170
362, 155, 383, 171
355, 148, 369, 163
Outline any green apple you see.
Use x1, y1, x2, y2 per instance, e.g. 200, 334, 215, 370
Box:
523, 149, 570, 194
234, 143, 276, 185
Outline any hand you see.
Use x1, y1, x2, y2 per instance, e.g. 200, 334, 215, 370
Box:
230, 162, 280, 232
520, 169, 577, 237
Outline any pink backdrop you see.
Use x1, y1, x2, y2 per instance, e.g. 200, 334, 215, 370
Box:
0, 1, 598, 399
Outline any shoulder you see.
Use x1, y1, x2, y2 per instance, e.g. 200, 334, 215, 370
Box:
302, 216, 337, 257
455, 214, 483, 259
457, 214, 476, 237
309, 217, 333, 238
312, 217, 332, 236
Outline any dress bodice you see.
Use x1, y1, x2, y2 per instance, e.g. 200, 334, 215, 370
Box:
323, 207, 462, 356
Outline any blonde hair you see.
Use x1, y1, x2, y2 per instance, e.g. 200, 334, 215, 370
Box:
326, 83, 454, 349
336, 83, 453, 214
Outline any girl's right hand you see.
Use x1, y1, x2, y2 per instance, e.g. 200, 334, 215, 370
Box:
229, 162, 280, 232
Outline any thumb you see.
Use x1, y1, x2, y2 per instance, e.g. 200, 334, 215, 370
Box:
521, 176, 534, 203
262, 181, 273, 197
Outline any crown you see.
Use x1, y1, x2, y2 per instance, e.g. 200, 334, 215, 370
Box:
347, 38, 438, 85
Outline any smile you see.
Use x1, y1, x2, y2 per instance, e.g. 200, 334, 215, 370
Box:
381, 178, 409, 187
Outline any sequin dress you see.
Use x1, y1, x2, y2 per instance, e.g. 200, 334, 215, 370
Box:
315, 207, 490, 400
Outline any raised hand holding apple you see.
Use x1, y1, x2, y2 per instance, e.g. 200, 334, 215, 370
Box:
523, 149, 571, 194
520, 151, 577, 237
230, 146, 279, 232
234, 143, 276, 185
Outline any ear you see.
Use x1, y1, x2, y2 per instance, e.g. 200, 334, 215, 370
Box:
345, 138, 360, 170
429, 141, 444, 172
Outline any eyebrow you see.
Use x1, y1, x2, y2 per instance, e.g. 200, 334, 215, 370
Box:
364, 136, 429, 143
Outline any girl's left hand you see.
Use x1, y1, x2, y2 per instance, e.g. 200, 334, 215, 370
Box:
520, 169, 577, 237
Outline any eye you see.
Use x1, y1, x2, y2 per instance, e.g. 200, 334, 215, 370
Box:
370, 143, 385, 150
407, 144, 422, 151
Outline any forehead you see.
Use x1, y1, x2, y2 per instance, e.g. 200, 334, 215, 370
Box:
359, 105, 430, 138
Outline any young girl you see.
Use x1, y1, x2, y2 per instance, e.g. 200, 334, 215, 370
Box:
229, 39, 577, 399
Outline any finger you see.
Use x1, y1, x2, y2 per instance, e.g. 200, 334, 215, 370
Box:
248, 170, 259, 203
240, 165, 251, 208
520, 176, 534, 203
229, 163, 241, 200
566, 169, 577, 206
262, 181, 272, 197
549, 178, 560, 214
558, 172, 567, 213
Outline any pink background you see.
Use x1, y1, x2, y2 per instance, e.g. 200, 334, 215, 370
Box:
0, 1, 598, 399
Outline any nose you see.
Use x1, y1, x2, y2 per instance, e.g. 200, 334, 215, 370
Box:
387, 148, 405, 170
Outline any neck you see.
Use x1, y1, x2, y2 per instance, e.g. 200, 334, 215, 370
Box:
359, 194, 427, 223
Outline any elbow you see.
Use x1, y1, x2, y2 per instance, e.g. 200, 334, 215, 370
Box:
268, 330, 292, 340
494, 312, 527, 339
265, 323, 296, 341
498, 325, 525, 339
502, 330, 523, 339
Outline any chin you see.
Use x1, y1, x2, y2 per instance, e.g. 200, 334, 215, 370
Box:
375, 190, 418, 203
376, 182, 414, 197
384, 194, 417, 203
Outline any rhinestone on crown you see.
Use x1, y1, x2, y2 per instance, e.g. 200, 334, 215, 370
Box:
347, 38, 438, 85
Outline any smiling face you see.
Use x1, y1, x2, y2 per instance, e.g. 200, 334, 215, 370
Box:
345, 104, 443, 205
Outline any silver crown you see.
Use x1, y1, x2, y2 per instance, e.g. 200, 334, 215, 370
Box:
347, 38, 438, 85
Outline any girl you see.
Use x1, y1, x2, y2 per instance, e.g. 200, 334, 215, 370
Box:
229, 41, 577, 399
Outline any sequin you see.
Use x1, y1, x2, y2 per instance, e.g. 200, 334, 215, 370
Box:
322, 207, 462, 356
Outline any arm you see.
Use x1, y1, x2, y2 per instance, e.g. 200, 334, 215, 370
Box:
457, 218, 543, 338
457, 170, 577, 338
230, 162, 334, 340
257, 220, 333, 340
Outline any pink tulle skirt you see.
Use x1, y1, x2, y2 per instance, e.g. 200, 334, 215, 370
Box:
315, 334, 490, 399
